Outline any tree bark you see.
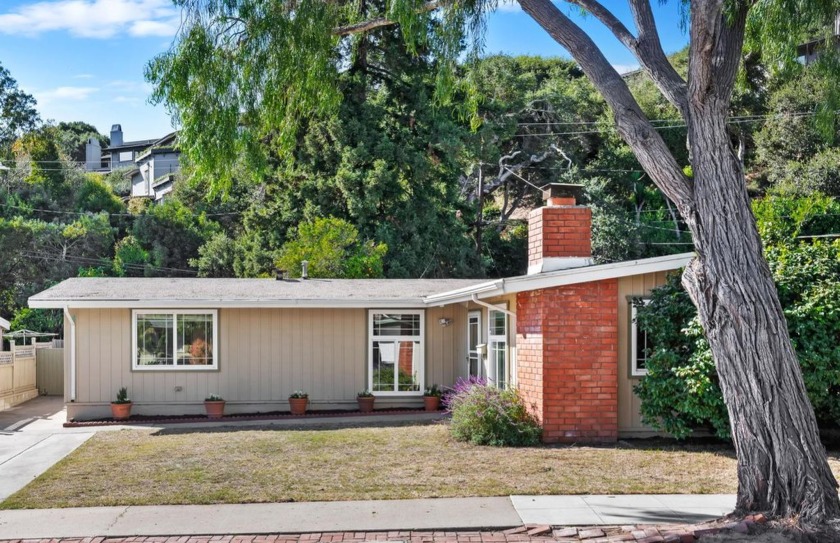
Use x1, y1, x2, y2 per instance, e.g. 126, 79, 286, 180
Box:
681, 0, 840, 523
518, 0, 840, 523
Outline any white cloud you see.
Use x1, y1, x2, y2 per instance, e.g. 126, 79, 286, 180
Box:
107, 79, 153, 92
113, 95, 142, 105
496, 0, 522, 12
612, 64, 640, 74
73, 73, 95, 79
0, 0, 180, 39
34, 86, 99, 105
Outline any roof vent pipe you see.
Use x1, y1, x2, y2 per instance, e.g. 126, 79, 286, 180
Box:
301, 260, 309, 279
275, 268, 286, 281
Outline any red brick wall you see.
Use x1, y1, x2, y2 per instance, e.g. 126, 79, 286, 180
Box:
527, 205, 592, 266
516, 279, 619, 443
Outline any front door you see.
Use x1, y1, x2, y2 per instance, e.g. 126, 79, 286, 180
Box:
467, 310, 481, 378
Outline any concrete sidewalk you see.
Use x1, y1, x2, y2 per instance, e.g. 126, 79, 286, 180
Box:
0, 495, 736, 539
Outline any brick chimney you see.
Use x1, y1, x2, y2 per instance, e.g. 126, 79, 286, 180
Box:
527, 183, 593, 274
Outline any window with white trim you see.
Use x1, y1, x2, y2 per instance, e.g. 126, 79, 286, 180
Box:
368, 310, 424, 395
133, 310, 218, 370
488, 309, 508, 389
630, 300, 651, 377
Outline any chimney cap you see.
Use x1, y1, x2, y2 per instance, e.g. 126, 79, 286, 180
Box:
542, 183, 585, 204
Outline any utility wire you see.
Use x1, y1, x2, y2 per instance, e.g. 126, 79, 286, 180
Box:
0, 202, 242, 218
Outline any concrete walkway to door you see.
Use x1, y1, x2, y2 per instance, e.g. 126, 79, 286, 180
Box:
0, 396, 94, 501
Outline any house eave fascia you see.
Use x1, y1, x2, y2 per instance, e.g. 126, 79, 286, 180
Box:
28, 298, 429, 310
423, 252, 694, 305
0, 316, 9, 330
423, 280, 504, 306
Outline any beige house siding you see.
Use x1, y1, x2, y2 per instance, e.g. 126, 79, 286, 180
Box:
65, 306, 467, 420
617, 270, 673, 436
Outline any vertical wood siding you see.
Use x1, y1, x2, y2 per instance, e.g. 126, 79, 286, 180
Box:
617, 271, 672, 435
68, 306, 468, 414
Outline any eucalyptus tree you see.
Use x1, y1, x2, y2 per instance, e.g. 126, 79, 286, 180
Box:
148, 0, 840, 521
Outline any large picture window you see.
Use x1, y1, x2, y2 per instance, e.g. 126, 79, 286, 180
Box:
630, 300, 651, 377
133, 310, 218, 370
368, 311, 424, 395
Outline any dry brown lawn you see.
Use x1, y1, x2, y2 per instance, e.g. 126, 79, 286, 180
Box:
3, 421, 839, 509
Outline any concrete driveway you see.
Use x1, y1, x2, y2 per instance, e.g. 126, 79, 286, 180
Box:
0, 396, 95, 501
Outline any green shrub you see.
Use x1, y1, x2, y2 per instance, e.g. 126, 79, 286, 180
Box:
634, 194, 840, 439
448, 382, 541, 446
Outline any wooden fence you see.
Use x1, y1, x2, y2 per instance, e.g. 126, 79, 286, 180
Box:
0, 339, 42, 410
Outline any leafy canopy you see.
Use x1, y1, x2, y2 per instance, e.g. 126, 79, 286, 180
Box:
146, 0, 493, 189
276, 217, 387, 279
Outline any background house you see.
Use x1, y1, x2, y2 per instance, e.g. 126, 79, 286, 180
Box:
84, 124, 181, 202
29, 185, 692, 441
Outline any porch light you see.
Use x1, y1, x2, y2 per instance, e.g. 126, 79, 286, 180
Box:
438, 317, 452, 327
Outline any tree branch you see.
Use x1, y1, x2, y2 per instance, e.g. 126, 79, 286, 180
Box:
628, 0, 689, 117
518, 0, 693, 212
567, 0, 688, 118
334, 1, 441, 36
688, 0, 750, 106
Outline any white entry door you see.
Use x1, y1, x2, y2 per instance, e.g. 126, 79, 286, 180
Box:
467, 310, 482, 378
487, 309, 508, 388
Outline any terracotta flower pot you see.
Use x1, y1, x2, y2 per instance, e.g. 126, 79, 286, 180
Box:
423, 396, 440, 412
111, 402, 132, 421
357, 396, 375, 413
204, 400, 226, 419
289, 397, 308, 415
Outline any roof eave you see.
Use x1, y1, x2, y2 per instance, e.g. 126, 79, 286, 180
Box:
28, 298, 429, 310
423, 252, 694, 304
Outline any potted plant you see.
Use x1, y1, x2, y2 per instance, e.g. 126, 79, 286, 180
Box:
204, 393, 226, 419
289, 390, 309, 415
423, 384, 442, 412
357, 390, 375, 413
111, 387, 132, 420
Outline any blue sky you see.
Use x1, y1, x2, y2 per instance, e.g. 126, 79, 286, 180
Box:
0, 1, 689, 141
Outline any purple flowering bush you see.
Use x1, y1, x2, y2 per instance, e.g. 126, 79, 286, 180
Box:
446, 378, 541, 446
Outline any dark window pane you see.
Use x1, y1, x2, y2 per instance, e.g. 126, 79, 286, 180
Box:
177, 314, 213, 366
373, 313, 420, 336
137, 314, 173, 366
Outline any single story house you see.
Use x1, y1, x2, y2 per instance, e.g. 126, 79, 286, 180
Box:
29, 184, 693, 442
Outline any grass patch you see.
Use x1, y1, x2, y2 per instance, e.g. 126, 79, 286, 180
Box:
3, 422, 838, 509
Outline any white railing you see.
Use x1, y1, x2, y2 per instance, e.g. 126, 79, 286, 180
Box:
0, 352, 12, 365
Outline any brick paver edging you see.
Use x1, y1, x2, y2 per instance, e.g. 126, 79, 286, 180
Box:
0, 517, 769, 543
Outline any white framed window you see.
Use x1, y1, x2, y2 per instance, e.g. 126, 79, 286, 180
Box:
368, 310, 424, 395
488, 309, 508, 389
630, 300, 651, 377
132, 310, 218, 371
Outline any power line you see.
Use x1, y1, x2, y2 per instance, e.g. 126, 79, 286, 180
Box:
19, 251, 198, 275
510, 110, 832, 137
0, 202, 242, 218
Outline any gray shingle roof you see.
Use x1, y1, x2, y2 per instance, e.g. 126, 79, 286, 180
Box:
29, 277, 488, 309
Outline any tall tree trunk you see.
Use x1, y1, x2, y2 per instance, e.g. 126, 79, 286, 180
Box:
683, 99, 840, 522
518, 0, 840, 522
682, 1, 840, 522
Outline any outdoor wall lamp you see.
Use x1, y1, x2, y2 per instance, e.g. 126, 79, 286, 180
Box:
438, 317, 453, 327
